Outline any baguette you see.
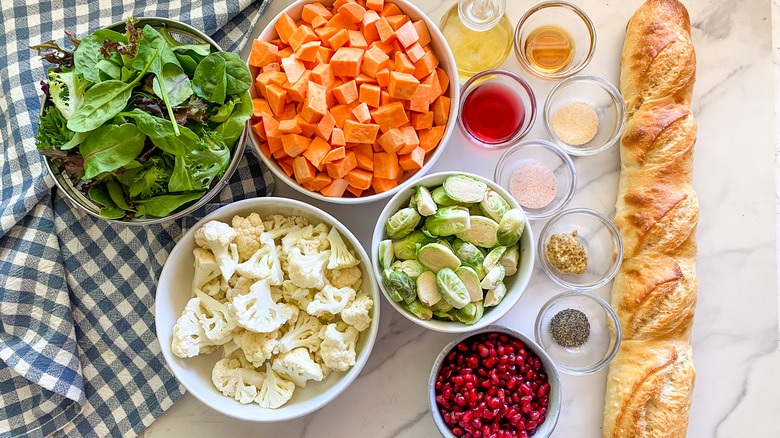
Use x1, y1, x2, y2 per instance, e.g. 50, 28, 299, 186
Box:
603, 1, 698, 437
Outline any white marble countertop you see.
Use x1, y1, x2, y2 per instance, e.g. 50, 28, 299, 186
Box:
144, 0, 780, 436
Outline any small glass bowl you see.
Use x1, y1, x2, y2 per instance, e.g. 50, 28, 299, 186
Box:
534, 290, 621, 375
514, 1, 596, 80
538, 208, 623, 290
543, 75, 626, 156
493, 140, 576, 220
457, 69, 537, 149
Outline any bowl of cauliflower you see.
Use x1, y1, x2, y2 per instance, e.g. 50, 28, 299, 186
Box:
156, 197, 379, 421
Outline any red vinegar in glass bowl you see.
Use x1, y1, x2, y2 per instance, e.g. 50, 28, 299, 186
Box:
457, 70, 537, 148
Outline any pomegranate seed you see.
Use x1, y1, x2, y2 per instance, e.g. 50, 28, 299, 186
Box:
520, 383, 533, 395
526, 420, 537, 430
529, 411, 540, 421
538, 383, 550, 396
487, 397, 502, 409
519, 431, 528, 438
520, 395, 533, 405
452, 427, 465, 437
521, 403, 532, 414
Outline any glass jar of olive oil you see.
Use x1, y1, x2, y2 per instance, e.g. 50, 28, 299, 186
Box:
439, 0, 513, 77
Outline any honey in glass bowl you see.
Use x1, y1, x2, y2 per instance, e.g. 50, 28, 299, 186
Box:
524, 24, 575, 74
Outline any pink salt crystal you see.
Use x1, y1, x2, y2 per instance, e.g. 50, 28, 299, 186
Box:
509, 161, 557, 209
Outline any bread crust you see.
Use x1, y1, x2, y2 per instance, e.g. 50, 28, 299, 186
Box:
603, 1, 698, 436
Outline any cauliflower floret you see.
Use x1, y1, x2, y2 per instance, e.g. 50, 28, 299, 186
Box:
229, 279, 297, 333
194, 221, 239, 281
192, 248, 221, 294
326, 228, 359, 270
227, 276, 253, 301
291, 288, 315, 310
235, 238, 284, 286
328, 266, 362, 289
236, 329, 279, 368
200, 277, 225, 301
171, 297, 217, 358
277, 312, 322, 354
271, 348, 324, 388
212, 356, 266, 404
261, 215, 308, 241
232, 213, 265, 261
306, 285, 356, 318
318, 323, 359, 372
256, 362, 296, 409
287, 247, 330, 289
341, 293, 374, 332
195, 290, 237, 345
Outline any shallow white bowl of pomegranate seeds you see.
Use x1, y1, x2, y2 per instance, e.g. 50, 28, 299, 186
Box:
429, 326, 561, 438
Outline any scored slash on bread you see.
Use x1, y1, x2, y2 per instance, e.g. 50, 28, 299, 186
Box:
602, 0, 699, 437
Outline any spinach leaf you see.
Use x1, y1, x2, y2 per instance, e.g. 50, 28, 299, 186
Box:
88, 183, 125, 219
80, 123, 146, 179
116, 160, 143, 187
119, 109, 199, 156
152, 63, 193, 107
175, 52, 199, 77
107, 179, 134, 211
214, 90, 252, 148
96, 58, 121, 81
73, 35, 102, 83
214, 52, 252, 96
158, 26, 212, 56
192, 53, 227, 104
67, 48, 158, 132
61, 131, 89, 151
134, 191, 205, 217
168, 131, 231, 192
93, 28, 128, 44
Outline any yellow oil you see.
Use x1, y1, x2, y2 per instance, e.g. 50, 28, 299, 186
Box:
440, 3, 513, 77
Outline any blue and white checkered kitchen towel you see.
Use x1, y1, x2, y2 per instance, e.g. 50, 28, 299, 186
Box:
0, 1, 274, 436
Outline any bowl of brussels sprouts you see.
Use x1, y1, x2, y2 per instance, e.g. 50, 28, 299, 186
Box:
371, 172, 535, 333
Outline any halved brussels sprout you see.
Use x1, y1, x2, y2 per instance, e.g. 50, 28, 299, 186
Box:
442, 174, 488, 203
386, 207, 421, 240
480, 264, 506, 290
433, 298, 454, 312
382, 270, 416, 304
483, 246, 507, 272
431, 186, 459, 206
456, 216, 499, 248
433, 310, 456, 321
480, 189, 511, 222
402, 299, 433, 320
418, 243, 461, 272
455, 266, 482, 302
416, 270, 442, 306
378, 239, 394, 269
453, 240, 486, 278
469, 203, 487, 217
484, 282, 507, 307
414, 186, 438, 216
454, 301, 484, 325
393, 259, 427, 279
496, 208, 526, 246
500, 245, 520, 276
436, 267, 470, 309
424, 206, 471, 236
393, 230, 435, 260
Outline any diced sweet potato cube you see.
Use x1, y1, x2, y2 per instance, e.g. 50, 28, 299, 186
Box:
262, 62, 281, 73
370, 41, 394, 55
317, 46, 335, 64
423, 71, 443, 103
375, 17, 395, 43
362, 9, 380, 27
331, 47, 365, 77
414, 50, 439, 79
359, 83, 381, 108
310, 64, 335, 90
361, 45, 390, 77
355, 151, 374, 171
354, 143, 374, 157
328, 28, 351, 50
279, 118, 302, 135
282, 134, 312, 157
413, 20, 432, 46
277, 46, 294, 61
268, 134, 283, 153
295, 40, 321, 62
256, 141, 272, 158
288, 25, 318, 52
411, 111, 434, 130
278, 157, 294, 176
339, 2, 367, 23
316, 26, 340, 41
332, 80, 359, 105
355, 73, 377, 86
352, 102, 372, 123
399, 146, 425, 171
298, 117, 317, 137
380, 90, 400, 106
405, 42, 425, 63
386, 15, 408, 31
387, 71, 419, 100
284, 70, 312, 102
332, 0, 352, 9
302, 2, 333, 23
408, 84, 432, 113
370, 101, 408, 129
344, 120, 380, 144
377, 128, 405, 153
279, 103, 297, 120
330, 104, 358, 129
344, 168, 373, 190
293, 156, 317, 183
394, 20, 419, 48
399, 126, 420, 149
252, 120, 266, 140
345, 185, 363, 197
433, 95, 451, 126
320, 178, 349, 197
326, 151, 358, 179
366, 0, 384, 12
373, 152, 400, 179
248, 40, 279, 68
381, 2, 403, 15
348, 30, 368, 49
372, 177, 398, 193
322, 146, 346, 163
275, 13, 298, 44
419, 125, 445, 152
376, 68, 391, 87
266, 84, 287, 116
331, 128, 346, 146
311, 15, 328, 28
309, 173, 333, 191
252, 98, 272, 119
300, 82, 328, 123
315, 111, 336, 141
393, 52, 416, 74
281, 55, 306, 84
327, 12, 359, 31
262, 113, 281, 138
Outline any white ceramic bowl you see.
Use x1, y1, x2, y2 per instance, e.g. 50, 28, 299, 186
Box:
156, 197, 380, 421
245, 0, 460, 204
371, 172, 535, 333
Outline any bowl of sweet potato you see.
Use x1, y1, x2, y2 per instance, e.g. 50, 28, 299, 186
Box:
244, 0, 459, 203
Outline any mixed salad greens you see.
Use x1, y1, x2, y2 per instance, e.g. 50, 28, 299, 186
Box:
378, 174, 527, 325
32, 18, 253, 219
